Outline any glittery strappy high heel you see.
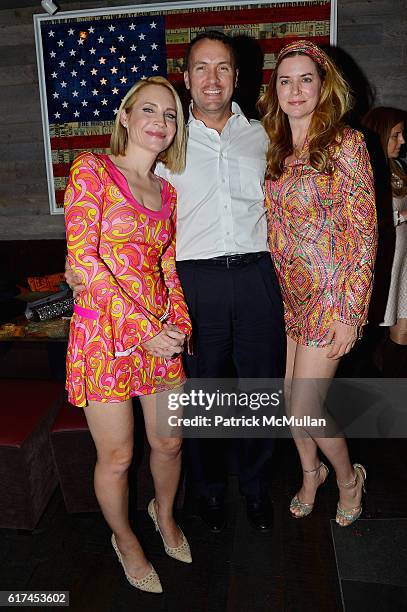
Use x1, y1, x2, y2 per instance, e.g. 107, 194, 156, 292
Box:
336, 464, 366, 527
290, 462, 329, 518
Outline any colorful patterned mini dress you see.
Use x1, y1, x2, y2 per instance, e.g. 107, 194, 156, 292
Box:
265, 128, 377, 346
64, 152, 191, 407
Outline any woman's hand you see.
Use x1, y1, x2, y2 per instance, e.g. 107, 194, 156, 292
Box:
65, 258, 85, 299
325, 320, 358, 359
143, 324, 186, 359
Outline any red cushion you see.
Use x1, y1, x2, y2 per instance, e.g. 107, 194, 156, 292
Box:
51, 400, 89, 433
0, 380, 63, 447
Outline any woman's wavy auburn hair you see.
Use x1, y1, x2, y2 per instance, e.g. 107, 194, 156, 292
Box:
257, 45, 352, 179
110, 76, 186, 174
362, 106, 407, 197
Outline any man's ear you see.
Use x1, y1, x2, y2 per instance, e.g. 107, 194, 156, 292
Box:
184, 70, 190, 91
235, 68, 239, 88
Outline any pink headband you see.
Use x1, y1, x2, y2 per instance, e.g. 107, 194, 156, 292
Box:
277, 40, 328, 69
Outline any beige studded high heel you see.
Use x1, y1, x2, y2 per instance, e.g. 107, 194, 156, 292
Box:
111, 534, 163, 593
336, 463, 366, 527
290, 462, 329, 518
148, 499, 192, 563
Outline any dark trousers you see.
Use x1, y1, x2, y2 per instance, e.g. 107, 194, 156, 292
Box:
176, 254, 286, 499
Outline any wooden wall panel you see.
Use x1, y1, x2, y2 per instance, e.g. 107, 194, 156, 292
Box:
0, 0, 406, 240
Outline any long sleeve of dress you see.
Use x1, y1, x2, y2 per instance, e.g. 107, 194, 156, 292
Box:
64, 152, 163, 356
160, 200, 192, 337
333, 130, 378, 326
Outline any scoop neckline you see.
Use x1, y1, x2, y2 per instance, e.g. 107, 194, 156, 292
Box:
98, 154, 171, 219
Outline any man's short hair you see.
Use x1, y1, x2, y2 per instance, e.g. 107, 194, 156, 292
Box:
184, 30, 237, 71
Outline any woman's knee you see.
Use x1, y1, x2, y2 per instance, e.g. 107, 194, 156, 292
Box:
150, 436, 182, 457
97, 446, 133, 474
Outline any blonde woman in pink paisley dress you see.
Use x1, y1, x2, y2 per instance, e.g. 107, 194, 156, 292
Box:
258, 41, 377, 527
64, 77, 192, 593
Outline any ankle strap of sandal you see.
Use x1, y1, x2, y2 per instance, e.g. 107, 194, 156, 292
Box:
337, 471, 358, 489
303, 463, 325, 474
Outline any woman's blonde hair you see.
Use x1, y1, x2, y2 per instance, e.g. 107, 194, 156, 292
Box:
257, 41, 352, 179
362, 106, 407, 197
110, 76, 186, 173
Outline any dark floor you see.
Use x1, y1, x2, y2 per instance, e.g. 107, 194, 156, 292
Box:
1, 330, 407, 611
1, 436, 406, 612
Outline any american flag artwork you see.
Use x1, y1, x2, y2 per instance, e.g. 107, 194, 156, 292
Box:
34, 1, 335, 213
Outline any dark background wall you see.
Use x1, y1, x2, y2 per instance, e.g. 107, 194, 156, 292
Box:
0, 0, 406, 240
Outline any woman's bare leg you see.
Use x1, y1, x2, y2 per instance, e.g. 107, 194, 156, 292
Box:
287, 338, 328, 515
141, 389, 183, 547
289, 343, 364, 524
85, 399, 151, 578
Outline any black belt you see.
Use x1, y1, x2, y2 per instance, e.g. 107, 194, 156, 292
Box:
182, 252, 268, 268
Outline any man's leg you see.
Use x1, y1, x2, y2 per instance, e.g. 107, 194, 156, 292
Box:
176, 261, 235, 530
232, 255, 286, 529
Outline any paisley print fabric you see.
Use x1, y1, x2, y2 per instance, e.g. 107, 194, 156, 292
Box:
266, 128, 377, 346
64, 151, 191, 407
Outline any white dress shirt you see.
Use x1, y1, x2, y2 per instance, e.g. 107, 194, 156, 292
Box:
156, 102, 269, 261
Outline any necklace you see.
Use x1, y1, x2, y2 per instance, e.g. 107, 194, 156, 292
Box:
293, 141, 307, 160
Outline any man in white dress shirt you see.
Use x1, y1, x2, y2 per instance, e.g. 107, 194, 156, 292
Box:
157, 31, 286, 532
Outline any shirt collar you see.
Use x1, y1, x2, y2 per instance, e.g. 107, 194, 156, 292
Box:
187, 101, 251, 127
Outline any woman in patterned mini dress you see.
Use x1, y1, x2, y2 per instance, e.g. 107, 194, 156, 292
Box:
64, 77, 192, 593
258, 41, 377, 526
